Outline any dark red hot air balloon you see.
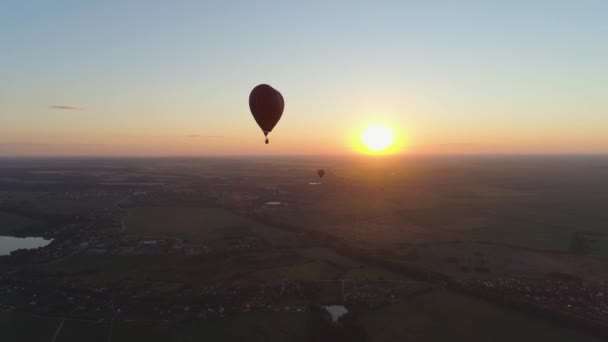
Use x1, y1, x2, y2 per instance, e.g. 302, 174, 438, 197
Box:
317, 169, 325, 178
249, 84, 284, 144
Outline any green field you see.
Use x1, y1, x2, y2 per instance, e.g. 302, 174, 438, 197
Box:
126, 207, 261, 240
0, 312, 63, 342
36, 253, 228, 286
0, 211, 38, 234
2, 291, 599, 342
56, 319, 108, 342
171, 312, 311, 342
361, 291, 600, 342
0, 311, 310, 342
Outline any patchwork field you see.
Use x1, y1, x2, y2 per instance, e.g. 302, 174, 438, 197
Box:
361, 291, 601, 342
2, 156, 608, 341
0, 211, 38, 234
126, 207, 261, 240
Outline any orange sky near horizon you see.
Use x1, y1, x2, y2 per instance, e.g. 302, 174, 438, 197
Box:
1, 123, 606, 157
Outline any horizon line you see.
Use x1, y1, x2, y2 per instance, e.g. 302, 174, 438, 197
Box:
0, 152, 607, 159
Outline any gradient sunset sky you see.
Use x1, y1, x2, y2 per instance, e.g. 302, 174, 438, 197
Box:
1, 1, 607, 156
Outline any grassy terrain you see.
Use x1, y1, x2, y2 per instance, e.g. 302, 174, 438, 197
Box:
126, 207, 260, 240
0, 311, 310, 342
35, 254, 227, 286
0, 211, 38, 234
1, 293, 601, 342
171, 312, 311, 342
256, 260, 346, 280
361, 290, 601, 342
0, 311, 62, 342
56, 319, 108, 342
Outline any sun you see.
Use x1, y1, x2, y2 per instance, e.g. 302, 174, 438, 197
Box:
361, 124, 395, 152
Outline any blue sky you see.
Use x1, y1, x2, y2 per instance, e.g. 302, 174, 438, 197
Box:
1, 1, 607, 155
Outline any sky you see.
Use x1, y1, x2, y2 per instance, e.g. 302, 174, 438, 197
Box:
1, 1, 607, 156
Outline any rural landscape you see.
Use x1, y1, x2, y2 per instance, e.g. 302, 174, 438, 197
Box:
1, 155, 607, 341
3, 1, 607, 341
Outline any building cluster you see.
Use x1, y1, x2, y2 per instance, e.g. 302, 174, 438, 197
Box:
85, 235, 261, 257
344, 281, 400, 308
47, 190, 124, 200
2, 268, 431, 324
0, 277, 320, 322
465, 276, 608, 324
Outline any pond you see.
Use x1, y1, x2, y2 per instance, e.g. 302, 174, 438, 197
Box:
0, 236, 52, 256
323, 305, 348, 323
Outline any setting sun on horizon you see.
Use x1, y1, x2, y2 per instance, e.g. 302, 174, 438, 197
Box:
351, 122, 405, 155
360, 124, 396, 154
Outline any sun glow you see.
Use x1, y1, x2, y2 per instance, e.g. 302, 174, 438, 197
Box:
360, 124, 395, 153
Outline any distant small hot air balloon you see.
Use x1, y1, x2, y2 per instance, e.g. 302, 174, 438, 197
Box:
249, 84, 284, 144
317, 169, 325, 178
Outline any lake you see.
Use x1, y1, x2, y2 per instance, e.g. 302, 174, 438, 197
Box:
0, 236, 52, 256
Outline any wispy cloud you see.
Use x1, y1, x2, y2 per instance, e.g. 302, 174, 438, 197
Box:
50, 105, 83, 110
185, 134, 224, 138
409, 143, 491, 154
424, 143, 481, 148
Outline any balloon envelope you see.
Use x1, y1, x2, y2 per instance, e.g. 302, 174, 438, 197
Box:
317, 169, 325, 178
249, 84, 284, 139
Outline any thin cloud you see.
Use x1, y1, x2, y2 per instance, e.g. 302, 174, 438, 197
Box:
50, 105, 83, 110
185, 134, 224, 138
426, 143, 481, 147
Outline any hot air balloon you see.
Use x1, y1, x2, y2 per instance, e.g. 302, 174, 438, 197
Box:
317, 169, 325, 178
249, 84, 284, 144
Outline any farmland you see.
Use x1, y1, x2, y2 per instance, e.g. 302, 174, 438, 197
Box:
126, 207, 256, 240
1, 156, 608, 341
